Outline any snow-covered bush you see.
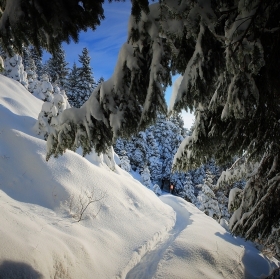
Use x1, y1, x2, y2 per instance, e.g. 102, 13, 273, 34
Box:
34, 74, 54, 101
153, 184, 162, 196
34, 92, 69, 139
220, 218, 229, 231
27, 73, 40, 94
25, 56, 39, 94
141, 166, 152, 189
3, 53, 28, 88
64, 187, 106, 222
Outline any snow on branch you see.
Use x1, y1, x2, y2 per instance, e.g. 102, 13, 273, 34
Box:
47, 2, 172, 160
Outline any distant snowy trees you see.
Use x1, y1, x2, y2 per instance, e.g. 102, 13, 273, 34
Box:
114, 113, 235, 224
0, 42, 98, 112
114, 114, 188, 188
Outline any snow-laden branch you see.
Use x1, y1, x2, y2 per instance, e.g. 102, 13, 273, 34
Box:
47, 3, 171, 160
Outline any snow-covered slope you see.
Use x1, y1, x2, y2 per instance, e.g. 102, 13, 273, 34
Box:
0, 74, 278, 279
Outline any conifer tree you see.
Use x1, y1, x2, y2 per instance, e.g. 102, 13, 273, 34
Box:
22, 46, 30, 71
26, 57, 40, 94
29, 46, 44, 80
114, 138, 126, 157
119, 150, 131, 173
153, 184, 162, 196
76, 48, 95, 106
2, 52, 28, 89
114, 113, 188, 190
35, 92, 69, 140
141, 166, 152, 189
146, 131, 162, 184
196, 172, 221, 221
34, 74, 54, 102
181, 173, 196, 204
67, 62, 80, 107
46, 46, 69, 89
130, 132, 147, 173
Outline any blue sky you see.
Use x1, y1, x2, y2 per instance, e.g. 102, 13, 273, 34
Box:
61, 1, 194, 128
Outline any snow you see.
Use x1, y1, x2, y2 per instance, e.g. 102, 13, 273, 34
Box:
0, 56, 4, 70
0, 74, 279, 278
169, 75, 183, 112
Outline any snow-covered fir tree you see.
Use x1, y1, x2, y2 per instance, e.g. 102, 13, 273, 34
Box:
26, 57, 40, 94
114, 138, 126, 156
180, 173, 196, 204
29, 46, 44, 80
152, 114, 187, 188
153, 184, 162, 196
45, 45, 69, 89
141, 166, 152, 189
66, 62, 80, 107
216, 191, 230, 221
191, 166, 206, 187
196, 172, 221, 221
22, 46, 31, 72
145, 131, 162, 183
66, 48, 96, 108
119, 150, 131, 173
2, 52, 28, 89
76, 48, 95, 107
35, 91, 70, 139
33, 74, 54, 102
129, 131, 148, 174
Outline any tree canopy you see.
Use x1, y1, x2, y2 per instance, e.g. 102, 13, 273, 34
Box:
0, 0, 149, 54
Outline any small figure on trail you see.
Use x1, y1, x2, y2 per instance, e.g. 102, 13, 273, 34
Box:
170, 182, 175, 194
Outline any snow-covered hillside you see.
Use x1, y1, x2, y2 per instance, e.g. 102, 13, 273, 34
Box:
0, 74, 278, 278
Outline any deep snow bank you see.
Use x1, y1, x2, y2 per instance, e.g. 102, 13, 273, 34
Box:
0, 75, 174, 278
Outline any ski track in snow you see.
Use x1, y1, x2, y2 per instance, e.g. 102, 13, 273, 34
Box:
125, 195, 190, 279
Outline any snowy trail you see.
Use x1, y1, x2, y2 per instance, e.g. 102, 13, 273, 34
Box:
126, 195, 190, 279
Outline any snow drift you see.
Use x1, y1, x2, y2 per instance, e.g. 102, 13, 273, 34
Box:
0, 74, 278, 278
